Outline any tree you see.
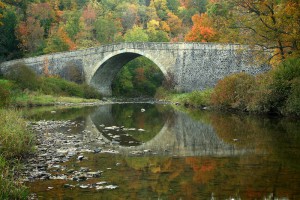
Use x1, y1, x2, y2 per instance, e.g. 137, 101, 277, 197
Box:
185, 13, 216, 42
112, 66, 134, 96
95, 17, 122, 44
27, 2, 55, 37
210, 0, 300, 63
82, 2, 97, 28
147, 20, 169, 42
167, 0, 180, 14
166, 12, 182, 36
0, 1, 5, 26
64, 10, 81, 39
153, 0, 168, 20
16, 16, 44, 54
124, 26, 149, 42
44, 26, 76, 53
117, 3, 138, 32
137, 5, 148, 28
0, 6, 21, 61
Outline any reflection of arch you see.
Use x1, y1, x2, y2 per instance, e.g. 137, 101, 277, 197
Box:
89, 50, 168, 96
86, 104, 251, 156
89, 104, 166, 146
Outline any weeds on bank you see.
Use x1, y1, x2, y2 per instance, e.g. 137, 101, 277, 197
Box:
0, 109, 34, 200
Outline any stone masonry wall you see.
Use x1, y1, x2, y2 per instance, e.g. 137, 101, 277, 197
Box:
0, 42, 270, 96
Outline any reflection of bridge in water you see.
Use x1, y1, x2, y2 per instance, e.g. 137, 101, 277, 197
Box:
85, 104, 250, 156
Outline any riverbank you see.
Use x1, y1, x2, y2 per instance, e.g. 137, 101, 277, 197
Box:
155, 58, 300, 117
12, 92, 102, 107
0, 109, 35, 199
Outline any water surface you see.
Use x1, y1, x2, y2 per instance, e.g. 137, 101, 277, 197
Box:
25, 103, 300, 199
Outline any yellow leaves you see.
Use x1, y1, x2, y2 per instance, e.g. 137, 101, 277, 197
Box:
147, 19, 160, 33
160, 21, 170, 32
0, 1, 5, 26
167, 12, 182, 35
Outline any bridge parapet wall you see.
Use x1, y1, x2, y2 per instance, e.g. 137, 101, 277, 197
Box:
0, 42, 269, 95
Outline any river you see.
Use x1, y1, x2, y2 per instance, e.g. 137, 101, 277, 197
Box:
23, 103, 300, 199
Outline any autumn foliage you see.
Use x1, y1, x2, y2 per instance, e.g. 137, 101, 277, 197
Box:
210, 73, 255, 110
209, 58, 300, 116
185, 13, 216, 42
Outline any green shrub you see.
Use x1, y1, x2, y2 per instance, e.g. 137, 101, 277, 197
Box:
82, 84, 102, 99
211, 72, 255, 110
61, 63, 84, 84
271, 58, 300, 109
39, 77, 62, 95
186, 90, 213, 106
270, 58, 300, 113
172, 89, 213, 107
247, 72, 274, 113
154, 86, 171, 99
4, 63, 40, 91
40, 77, 101, 99
284, 77, 300, 116
0, 80, 13, 107
40, 77, 83, 97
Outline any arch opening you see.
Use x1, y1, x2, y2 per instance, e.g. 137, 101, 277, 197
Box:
112, 56, 164, 97
90, 52, 167, 97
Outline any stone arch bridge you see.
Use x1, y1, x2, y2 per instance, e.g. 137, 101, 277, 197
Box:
0, 42, 269, 96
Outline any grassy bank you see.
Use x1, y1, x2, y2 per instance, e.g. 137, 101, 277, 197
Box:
0, 63, 102, 107
0, 109, 35, 199
12, 92, 100, 107
155, 87, 213, 108
155, 58, 300, 117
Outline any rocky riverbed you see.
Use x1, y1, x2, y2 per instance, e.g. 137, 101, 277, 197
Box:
22, 117, 160, 194
23, 120, 121, 190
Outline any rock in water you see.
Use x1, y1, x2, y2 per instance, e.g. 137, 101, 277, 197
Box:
77, 155, 84, 161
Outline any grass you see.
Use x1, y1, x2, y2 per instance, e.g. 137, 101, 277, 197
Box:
0, 109, 34, 199
12, 91, 100, 107
155, 87, 213, 108
0, 157, 29, 200
0, 109, 35, 158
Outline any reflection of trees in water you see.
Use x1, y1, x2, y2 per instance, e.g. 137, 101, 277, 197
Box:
90, 103, 171, 144
208, 112, 300, 163
111, 104, 168, 143
120, 152, 300, 199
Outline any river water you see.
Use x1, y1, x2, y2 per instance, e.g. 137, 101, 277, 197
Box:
24, 103, 300, 199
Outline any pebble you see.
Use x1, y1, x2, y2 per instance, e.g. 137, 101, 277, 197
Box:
77, 155, 84, 161
79, 185, 89, 189
105, 185, 118, 189
96, 181, 107, 185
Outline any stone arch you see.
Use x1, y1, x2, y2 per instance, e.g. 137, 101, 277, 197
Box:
88, 49, 168, 96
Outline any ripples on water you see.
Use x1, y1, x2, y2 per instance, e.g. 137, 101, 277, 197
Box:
25, 103, 300, 199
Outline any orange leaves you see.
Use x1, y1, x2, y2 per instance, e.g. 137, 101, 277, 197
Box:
185, 13, 216, 42
57, 27, 76, 50
16, 17, 44, 52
